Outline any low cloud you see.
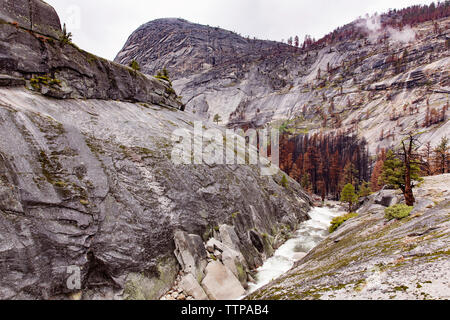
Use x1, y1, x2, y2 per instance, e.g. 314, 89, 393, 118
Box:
357, 13, 416, 44
387, 26, 416, 43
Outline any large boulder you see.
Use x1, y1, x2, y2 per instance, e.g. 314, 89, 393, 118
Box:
179, 274, 208, 300
374, 190, 401, 207
174, 231, 208, 282
219, 225, 241, 251
201, 261, 245, 300
0, 0, 62, 39
205, 238, 225, 254
221, 247, 248, 288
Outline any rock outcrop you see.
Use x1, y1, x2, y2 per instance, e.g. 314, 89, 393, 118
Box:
0, 4, 183, 109
248, 174, 450, 300
115, 18, 288, 80
0, 0, 62, 39
0, 2, 312, 300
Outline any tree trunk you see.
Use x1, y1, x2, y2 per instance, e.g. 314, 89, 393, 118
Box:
403, 139, 416, 206
404, 177, 415, 206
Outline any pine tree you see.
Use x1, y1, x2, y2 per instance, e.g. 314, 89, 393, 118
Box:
129, 60, 140, 72
340, 161, 358, 187
60, 23, 73, 44
381, 147, 422, 206
213, 114, 222, 125
358, 181, 372, 198
434, 136, 449, 174
301, 173, 311, 192
340, 183, 358, 213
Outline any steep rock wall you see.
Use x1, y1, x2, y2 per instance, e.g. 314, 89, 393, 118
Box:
0, 2, 312, 300
0, 0, 62, 39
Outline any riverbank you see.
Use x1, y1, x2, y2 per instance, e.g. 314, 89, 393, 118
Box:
248, 174, 450, 300
243, 206, 344, 297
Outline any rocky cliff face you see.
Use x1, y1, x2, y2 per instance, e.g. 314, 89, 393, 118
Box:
0, 0, 62, 39
115, 18, 291, 80
0, 1, 312, 300
115, 17, 450, 153
0, 4, 182, 109
248, 174, 450, 300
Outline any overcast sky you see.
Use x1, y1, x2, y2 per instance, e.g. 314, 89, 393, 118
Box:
46, 0, 436, 61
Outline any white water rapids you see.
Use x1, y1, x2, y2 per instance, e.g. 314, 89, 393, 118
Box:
244, 206, 343, 296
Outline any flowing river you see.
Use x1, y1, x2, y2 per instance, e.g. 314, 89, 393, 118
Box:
245, 206, 343, 296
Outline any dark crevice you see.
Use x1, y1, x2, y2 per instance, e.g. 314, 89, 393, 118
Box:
85, 251, 120, 289
28, 0, 33, 31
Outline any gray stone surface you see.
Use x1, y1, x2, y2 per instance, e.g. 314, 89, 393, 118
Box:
0, 74, 25, 87
201, 261, 245, 300
174, 231, 208, 282
0, 0, 62, 39
205, 238, 224, 254
179, 274, 208, 300
219, 224, 241, 251
374, 189, 402, 207
0, 87, 311, 299
221, 247, 248, 287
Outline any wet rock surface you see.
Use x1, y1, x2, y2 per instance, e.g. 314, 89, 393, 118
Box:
248, 174, 450, 300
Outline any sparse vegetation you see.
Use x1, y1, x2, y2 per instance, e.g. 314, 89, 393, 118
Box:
384, 204, 413, 221
358, 181, 372, 198
340, 183, 358, 213
129, 60, 141, 72
213, 114, 222, 125
281, 175, 289, 188
155, 68, 171, 84
60, 23, 73, 45
329, 212, 358, 233
30, 75, 61, 91
155, 68, 177, 96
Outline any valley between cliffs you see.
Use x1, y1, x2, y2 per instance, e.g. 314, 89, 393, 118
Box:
0, 0, 449, 301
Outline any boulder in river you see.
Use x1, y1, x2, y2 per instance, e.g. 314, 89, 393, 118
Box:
201, 261, 246, 300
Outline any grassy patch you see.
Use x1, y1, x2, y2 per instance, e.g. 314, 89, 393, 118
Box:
329, 213, 358, 233
385, 204, 413, 221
